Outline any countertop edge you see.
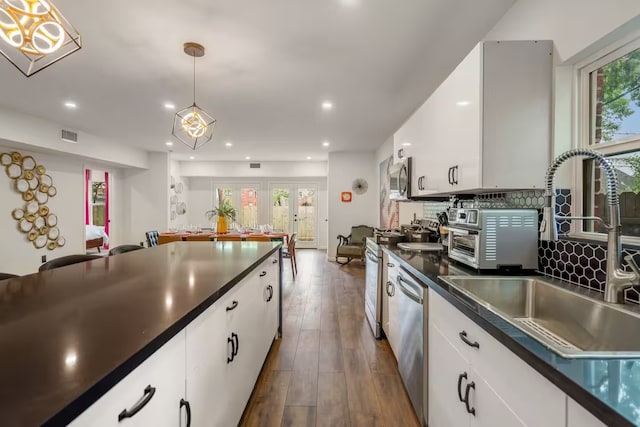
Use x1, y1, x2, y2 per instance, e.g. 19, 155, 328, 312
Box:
43, 244, 282, 427
383, 247, 635, 427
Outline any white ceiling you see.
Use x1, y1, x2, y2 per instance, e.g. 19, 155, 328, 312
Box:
0, 0, 515, 162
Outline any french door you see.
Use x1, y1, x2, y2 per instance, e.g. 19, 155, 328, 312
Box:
270, 183, 318, 249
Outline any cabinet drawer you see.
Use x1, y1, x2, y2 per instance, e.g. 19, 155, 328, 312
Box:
69, 331, 186, 427
430, 290, 485, 361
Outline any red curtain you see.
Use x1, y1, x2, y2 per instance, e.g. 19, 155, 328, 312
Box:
85, 169, 90, 225
104, 171, 109, 249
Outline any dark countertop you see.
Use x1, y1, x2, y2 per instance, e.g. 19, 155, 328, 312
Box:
0, 242, 281, 427
382, 245, 640, 427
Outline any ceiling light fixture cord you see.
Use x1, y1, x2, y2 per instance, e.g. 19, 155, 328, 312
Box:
193, 54, 196, 105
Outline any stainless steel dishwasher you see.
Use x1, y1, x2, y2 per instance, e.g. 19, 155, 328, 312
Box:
395, 267, 427, 426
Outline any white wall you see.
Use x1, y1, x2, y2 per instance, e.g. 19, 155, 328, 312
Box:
185, 176, 328, 249
327, 151, 378, 258
0, 146, 85, 275
0, 108, 149, 169
121, 152, 169, 245
180, 161, 328, 177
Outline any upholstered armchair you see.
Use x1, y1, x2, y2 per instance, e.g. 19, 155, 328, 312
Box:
336, 225, 374, 265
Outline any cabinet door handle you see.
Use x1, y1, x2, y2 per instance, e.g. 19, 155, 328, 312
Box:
259, 271, 267, 277
267, 285, 274, 302
457, 372, 467, 403
180, 398, 192, 427
272, 259, 278, 264
118, 385, 156, 421
226, 300, 239, 311
464, 381, 476, 416
448, 167, 453, 185
387, 262, 395, 268
227, 335, 236, 363
386, 281, 395, 297
233, 332, 239, 356
453, 165, 459, 185
459, 331, 480, 349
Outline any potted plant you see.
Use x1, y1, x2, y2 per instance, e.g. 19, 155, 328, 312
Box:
206, 190, 237, 234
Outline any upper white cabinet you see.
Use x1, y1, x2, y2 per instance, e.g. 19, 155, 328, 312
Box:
394, 40, 552, 196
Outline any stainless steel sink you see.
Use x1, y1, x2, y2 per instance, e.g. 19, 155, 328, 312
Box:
440, 276, 640, 358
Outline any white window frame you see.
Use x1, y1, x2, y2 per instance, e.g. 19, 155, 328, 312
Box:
573, 32, 640, 244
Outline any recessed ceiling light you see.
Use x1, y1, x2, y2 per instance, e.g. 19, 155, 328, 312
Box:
245, 156, 251, 160
64, 101, 77, 109
402, 142, 412, 147
189, 156, 195, 160
165, 141, 173, 146
322, 141, 330, 147
306, 156, 312, 160
164, 102, 175, 110
225, 142, 233, 147
456, 100, 471, 107
321, 101, 333, 111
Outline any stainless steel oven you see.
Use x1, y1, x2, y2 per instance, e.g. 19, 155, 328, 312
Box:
447, 208, 539, 270
364, 238, 383, 338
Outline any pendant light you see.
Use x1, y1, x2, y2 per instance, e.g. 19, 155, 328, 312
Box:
172, 42, 216, 150
0, 0, 81, 77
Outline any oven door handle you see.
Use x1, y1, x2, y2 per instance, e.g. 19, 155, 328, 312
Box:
396, 275, 423, 305
443, 227, 478, 236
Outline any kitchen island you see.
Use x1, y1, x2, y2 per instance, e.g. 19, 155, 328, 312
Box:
0, 241, 281, 426
383, 245, 640, 427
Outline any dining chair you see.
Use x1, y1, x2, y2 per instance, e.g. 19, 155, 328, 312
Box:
145, 230, 159, 247
39, 255, 103, 272
283, 233, 297, 277
185, 234, 214, 241
109, 244, 145, 256
0, 273, 18, 280
217, 235, 242, 242
246, 235, 271, 242
158, 234, 183, 245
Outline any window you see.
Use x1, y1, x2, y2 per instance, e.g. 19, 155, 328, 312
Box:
579, 40, 640, 239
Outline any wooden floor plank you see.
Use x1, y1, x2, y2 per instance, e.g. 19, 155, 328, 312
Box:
316, 372, 350, 427
281, 406, 316, 427
242, 371, 292, 427
372, 373, 422, 427
285, 369, 318, 407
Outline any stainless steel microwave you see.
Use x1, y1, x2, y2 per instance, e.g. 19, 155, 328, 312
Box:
389, 157, 412, 201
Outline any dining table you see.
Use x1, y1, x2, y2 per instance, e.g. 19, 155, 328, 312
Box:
158, 231, 289, 245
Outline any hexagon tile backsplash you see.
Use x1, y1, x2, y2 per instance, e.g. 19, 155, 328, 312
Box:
422, 188, 640, 304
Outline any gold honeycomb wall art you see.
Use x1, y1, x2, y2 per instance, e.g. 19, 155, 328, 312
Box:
0, 151, 65, 250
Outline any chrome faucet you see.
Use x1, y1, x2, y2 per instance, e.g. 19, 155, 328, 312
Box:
540, 148, 640, 303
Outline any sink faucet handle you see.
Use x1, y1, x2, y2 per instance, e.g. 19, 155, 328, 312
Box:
624, 255, 640, 280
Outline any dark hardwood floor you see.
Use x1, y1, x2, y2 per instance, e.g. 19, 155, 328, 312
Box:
241, 249, 420, 427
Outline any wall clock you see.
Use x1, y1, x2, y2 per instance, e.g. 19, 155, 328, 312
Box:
352, 178, 368, 195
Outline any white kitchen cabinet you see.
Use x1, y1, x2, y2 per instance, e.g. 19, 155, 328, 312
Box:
185, 256, 280, 427
394, 40, 552, 196
567, 398, 606, 427
68, 331, 187, 427
429, 322, 471, 427
429, 291, 566, 427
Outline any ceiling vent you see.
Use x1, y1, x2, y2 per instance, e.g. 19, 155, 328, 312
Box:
61, 129, 78, 143
249, 162, 261, 169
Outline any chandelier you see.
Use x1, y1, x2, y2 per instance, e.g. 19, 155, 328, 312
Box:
172, 42, 216, 150
0, 0, 81, 77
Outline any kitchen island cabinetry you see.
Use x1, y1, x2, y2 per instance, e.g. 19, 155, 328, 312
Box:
3, 242, 281, 426
394, 40, 552, 196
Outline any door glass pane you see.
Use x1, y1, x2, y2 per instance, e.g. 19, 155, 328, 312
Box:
297, 188, 315, 242
240, 187, 258, 227
272, 188, 290, 233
